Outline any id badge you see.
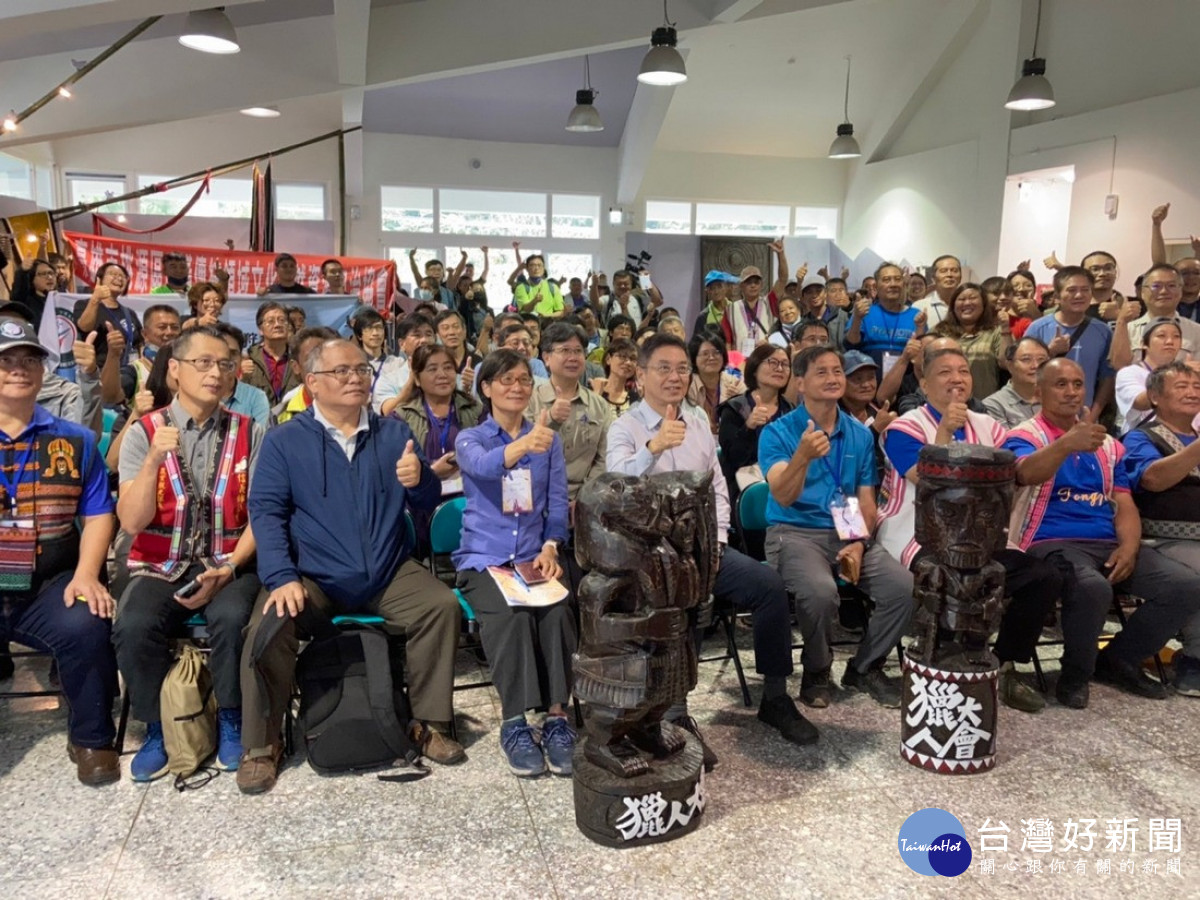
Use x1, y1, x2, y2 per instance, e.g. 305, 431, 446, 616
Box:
502, 468, 534, 515
740, 338, 758, 358
830, 496, 869, 541
881, 351, 902, 380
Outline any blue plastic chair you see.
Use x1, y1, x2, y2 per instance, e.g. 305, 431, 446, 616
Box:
98, 407, 119, 459
428, 497, 477, 631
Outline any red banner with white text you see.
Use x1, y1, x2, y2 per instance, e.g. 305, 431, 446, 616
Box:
63, 232, 395, 309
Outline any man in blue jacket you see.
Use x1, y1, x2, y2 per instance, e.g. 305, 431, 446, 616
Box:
237, 338, 462, 794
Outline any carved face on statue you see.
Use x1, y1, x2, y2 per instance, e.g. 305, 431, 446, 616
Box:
914, 445, 1016, 570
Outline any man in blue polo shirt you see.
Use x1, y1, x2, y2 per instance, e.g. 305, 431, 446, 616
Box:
845, 262, 921, 377
760, 345, 913, 709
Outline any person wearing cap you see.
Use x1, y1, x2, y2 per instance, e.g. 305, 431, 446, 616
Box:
0, 317, 120, 785
694, 270, 738, 339
802, 280, 849, 349
722, 241, 789, 357
760, 345, 914, 710
150, 251, 229, 297
261, 253, 315, 295
1115, 319, 1186, 435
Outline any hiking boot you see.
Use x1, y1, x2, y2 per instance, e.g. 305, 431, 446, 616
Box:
1173, 653, 1200, 698
998, 662, 1045, 713
669, 715, 718, 772
130, 722, 169, 783
216, 708, 242, 771
799, 668, 833, 708
68, 744, 120, 786
237, 745, 283, 795
842, 665, 901, 708
499, 719, 545, 777
410, 722, 466, 765
757, 695, 819, 746
1094, 649, 1168, 700
542, 715, 576, 776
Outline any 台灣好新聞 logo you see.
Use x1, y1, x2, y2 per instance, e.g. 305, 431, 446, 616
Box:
898, 808, 972, 876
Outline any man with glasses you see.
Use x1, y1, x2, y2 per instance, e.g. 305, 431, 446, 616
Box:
1149, 203, 1200, 321
527, 322, 611, 504
114, 325, 264, 781
244, 302, 301, 405
0, 318, 120, 785
608, 333, 818, 761
1110, 264, 1200, 369
1081, 251, 1125, 321
239, 339, 462, 793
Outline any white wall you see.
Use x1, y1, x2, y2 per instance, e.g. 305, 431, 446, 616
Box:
997, 169, 1073, 287
1009, 84, 1200, 286
635, 151, 846, 212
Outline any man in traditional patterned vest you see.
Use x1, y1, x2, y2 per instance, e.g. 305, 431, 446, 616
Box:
877, 346, 1064, 713
0, 316, 119, 785
1120, 360, 1200, 697
1005, 358, 1200, 709
113, 326, 263, 782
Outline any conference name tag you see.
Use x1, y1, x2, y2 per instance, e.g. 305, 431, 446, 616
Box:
502, 468, 533, 515
830, 496, 869, 541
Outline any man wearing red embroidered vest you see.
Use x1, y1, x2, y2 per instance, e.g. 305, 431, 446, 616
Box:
0, 318, 119, 785
1005, 358, 1200, 709
113, 326, 263, 782
877, 346, 1064, 713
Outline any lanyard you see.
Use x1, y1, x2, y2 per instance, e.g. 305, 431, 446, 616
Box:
0, 437, 38, 514
814, 423, 844, 497
424, 400, 456, 456
741, 301, 767, 339
369, 356, 385, 393
263, 349, 289, 400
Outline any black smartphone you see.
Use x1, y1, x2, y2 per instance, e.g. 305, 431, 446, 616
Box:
173, 578, 201, 601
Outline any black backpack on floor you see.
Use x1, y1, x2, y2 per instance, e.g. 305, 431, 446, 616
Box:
295, 623, 423, 776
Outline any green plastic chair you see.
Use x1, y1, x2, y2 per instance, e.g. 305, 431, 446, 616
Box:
98, 407, 119, 459
428, 497, 476, 629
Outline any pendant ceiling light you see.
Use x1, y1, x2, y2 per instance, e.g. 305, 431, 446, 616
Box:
179, 7, 240, 55
1005, 0, 1055, 111
565, 56, 604, 132
637, 0, 687, 86
827, 56, 861, 159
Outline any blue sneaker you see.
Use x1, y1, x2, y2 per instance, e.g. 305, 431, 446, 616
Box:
217, 708, 242, 771
131, 722, 169, 782
541, 715, 576, 776
500, 718, 545, 777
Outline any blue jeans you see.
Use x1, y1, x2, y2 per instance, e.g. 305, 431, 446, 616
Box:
1, 572, 118, 748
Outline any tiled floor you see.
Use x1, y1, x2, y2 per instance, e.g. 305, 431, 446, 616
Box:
2, 633, 1198, 900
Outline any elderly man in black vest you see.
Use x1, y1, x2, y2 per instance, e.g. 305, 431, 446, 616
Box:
1122, 360, 1200, 697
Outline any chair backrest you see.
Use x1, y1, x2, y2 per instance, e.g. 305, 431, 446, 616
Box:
429, 496, 467, 557
738, 480, 770, 532
98, 407, 119, 458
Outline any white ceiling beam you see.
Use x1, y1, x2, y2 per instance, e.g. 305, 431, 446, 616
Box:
0, 0, 259, 38
863, 0, 988, 162
333, 0, 370, 87
616, 64, 686, 205
702, 0, 767, 24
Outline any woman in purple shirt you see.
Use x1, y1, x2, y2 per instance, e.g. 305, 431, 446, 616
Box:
453, 348, 576, 778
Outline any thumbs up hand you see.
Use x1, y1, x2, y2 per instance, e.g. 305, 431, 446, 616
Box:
73, 330, 99, 374
522, 409, 556, 456
796, 418, 830, 463
395, 438, 422, 488
649, 404, 688, 455
1048, 325, 1071, 357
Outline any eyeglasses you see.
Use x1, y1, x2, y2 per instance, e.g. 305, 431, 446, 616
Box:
1178, 268, 1200, 277
178, 357, 237, 373
1086, 264, 1117, 275
260, 316, 288, 327
361, 323, 386, 334
696, 350, 723, 361
1148, 282, 1183, 294
0, 354, 46, 371
647, 364, 693, 378
504, 339, 533, 349
495, 374, 534, 388
312, 364, 373, 382
549, 346, 585, 358
763, 358, 790, 371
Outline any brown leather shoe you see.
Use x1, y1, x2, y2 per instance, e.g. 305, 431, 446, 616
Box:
410, 722, 466, 765
67, 744, 120, 786
237, 745, 282, 795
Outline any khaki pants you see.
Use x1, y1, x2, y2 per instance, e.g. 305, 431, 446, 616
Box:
239, 559, 460, 753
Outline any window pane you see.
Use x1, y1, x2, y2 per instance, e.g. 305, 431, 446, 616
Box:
276, 183, 326, 220
382, 186, 434, 233
695, 202, 789, 237
547, 253, 593, 289
388, 248, 445, 291
439, 188, 545, 237
551, 194, 600, 239
0, 153, 32, 200
793, 206, 838, 239
136, 175, 253, 217
68, 174, 127, 213
645, 200, 691, 234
